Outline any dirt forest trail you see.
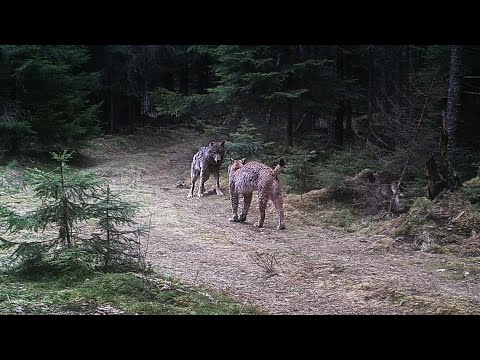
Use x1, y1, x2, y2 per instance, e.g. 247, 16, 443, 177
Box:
83, 128, 480, 314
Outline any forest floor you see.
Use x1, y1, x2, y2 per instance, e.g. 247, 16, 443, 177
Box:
79, 126, 480, 315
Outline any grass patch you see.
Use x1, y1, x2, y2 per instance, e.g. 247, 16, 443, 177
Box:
0, 271, 261, 315
424, 258, 480, 280
318, 204, 361, 230
288, 197, 368, 233
392, 216, 424, 237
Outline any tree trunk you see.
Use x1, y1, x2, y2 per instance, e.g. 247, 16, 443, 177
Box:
405, 45, 413, 121
128, 96, 134, 134
204, 64, 210, 90
366, 45, 374, 140
396, 46, 403, 113
440, 110, 448, 164
164, 72, 174, 91
426, 155, 447, 200
286, 45, 295, 147
344, 48, 353, 137
446, 45, 464, 165
300, 112, 315, 132
405, 45, 413, 123
197, 64, 205, 94
140, 79, 148, 122
409, 45, 417, 73
334, 105, 344, 146
299, 45, 307, 61
440, 110, 462, 189
287, 100, 293, 147
108, 52, 116, 134
426, 110, 462, 200
193, 52, 207, 94
180, 67, 188, 95
379, 46, 389, 113
180, 51, 189, 96
109, 91, 115, 134
328, 46, 345, 147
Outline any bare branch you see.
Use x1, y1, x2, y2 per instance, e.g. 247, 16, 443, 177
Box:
387, 67, 440, 216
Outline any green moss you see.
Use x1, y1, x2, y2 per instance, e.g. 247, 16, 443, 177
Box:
393, 217, 423, 237
411, 197, 432, 211
0, 272, 260, 315
313, 203, 364, 232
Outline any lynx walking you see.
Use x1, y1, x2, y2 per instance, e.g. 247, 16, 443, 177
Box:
188, 141, 226, 198
228, 158, 286, 230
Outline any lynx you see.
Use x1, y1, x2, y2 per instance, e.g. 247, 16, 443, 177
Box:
228, 158, 286, 230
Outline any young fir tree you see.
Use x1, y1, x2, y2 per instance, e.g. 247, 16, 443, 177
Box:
0, 151, 147, 272
25, 151, 103, 246
282, 147, 318, 193
86, 184, 148, 269
227, 118, 273, 161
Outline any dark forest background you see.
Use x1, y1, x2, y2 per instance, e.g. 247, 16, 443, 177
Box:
1, 45, 479, 200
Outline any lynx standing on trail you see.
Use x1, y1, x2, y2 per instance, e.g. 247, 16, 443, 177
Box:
188, 141, 226, 198
228, 158, 286, 230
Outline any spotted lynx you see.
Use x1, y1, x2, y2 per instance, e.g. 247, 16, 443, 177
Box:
228, 158, 286, 230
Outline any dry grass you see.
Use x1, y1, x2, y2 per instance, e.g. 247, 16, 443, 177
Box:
459, 232, 480, 257
360, 283, 477, 314
378, 188, 480, 256
249, 250, 281, 277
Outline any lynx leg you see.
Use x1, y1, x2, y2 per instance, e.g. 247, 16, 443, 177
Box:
273, 193, 286, 230
240, 192, 253, 222
229, 193, 240, 222
254, 191, 269, 228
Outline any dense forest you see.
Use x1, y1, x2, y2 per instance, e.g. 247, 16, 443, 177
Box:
2, 45, 479, 180
1, 45, 479, 315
